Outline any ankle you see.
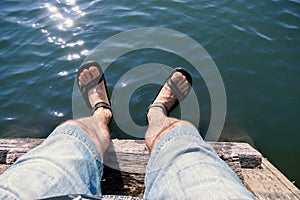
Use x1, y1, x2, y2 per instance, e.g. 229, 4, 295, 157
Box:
147, 107, 166, 122
93, 108, 112, 125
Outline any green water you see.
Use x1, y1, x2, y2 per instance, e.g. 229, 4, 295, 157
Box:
0, 0, 299, 188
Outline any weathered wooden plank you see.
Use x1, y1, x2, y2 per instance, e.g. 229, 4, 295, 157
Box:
242, 158, 300, 200
104, 140, 149, 174
210, 142, 262, 168
0, 138, 44, 164
0, 139, 262, 173
208, 142, 262, 181
0, 139, 262, 167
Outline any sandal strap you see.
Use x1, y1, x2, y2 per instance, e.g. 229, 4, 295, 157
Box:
166, 79, 185, 102
80, 75, 104, 94
146, 67, 192, 121
91, 102, 111, 115
77, 61, 107, 109
148, 102, 168, 116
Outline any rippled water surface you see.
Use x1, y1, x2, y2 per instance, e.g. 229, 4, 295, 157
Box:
0, 0, 299, 187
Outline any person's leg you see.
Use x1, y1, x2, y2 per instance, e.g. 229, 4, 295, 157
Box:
144, 70, 255, 199
66, 65, 112, 158
145, 69, 192, 152
0, 65, 112, 199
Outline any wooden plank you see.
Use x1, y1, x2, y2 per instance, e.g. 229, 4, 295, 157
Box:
0, 139, 262, 170
104, 141, 263, 174
210, 142, 262, 168
0, 138, 299, 199
242, 158, 300, 200
104, 140, 149, 174
209, 142, 262, 181
0, 138, 44, 164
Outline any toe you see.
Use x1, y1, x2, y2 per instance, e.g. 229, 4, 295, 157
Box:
90, 66, 100, 78
82, 69, 90, 84
85, 69, 94, 81
78, 76, 83, 87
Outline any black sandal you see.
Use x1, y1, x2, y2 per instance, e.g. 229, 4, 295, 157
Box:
77, 61, 111, 115
148, 67, 193, 116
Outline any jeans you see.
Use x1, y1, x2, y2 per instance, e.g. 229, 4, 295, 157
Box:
145, 125, 255, 199
0, 124, 255, 199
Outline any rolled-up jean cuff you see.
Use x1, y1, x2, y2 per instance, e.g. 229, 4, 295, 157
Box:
146, 124, 202, 171
50, 124, 103, 176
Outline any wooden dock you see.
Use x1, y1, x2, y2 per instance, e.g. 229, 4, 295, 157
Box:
0, 138, 299, 199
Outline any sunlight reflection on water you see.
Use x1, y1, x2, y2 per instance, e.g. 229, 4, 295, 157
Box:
42, 1, 87, 60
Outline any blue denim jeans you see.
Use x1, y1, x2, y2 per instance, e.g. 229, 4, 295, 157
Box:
145, 125, 255, 199
0, 124, 255, 199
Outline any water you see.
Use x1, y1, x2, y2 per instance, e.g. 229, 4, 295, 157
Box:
0, 0, 299, 187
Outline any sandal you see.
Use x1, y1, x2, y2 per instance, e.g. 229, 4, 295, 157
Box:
148, 67, 192, 116
77, 61, 111, 115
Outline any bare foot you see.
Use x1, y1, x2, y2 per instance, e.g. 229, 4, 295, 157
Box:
74, 66, 112, 156
78, 66, 112, 123
145, 70, 192, 151
153, 71, 191, 111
